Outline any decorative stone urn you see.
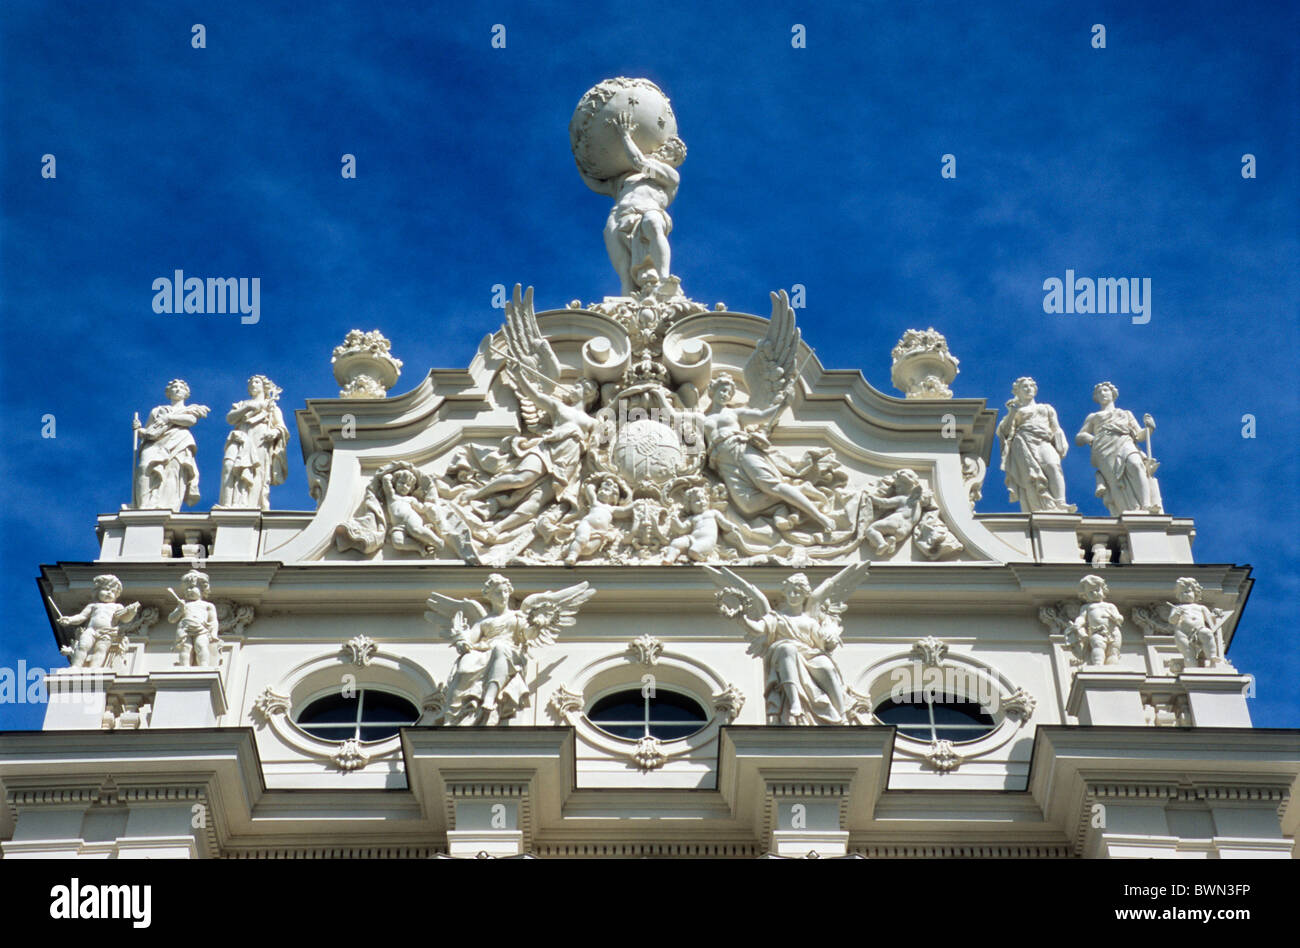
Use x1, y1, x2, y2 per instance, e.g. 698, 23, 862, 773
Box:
332, 329, 402, 399
890, 327, 959, 399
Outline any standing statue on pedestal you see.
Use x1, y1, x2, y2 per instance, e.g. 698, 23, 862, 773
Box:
168, 569, 220, 667
132, 379, 210, 510
425, 574, 596, 725
571, 78, 687, 297
706, 562, 870, 725
996, 377, 1074, 513
219, 374, 289, 509
54, 574, 140, 669
1167, 578, 1232, 668
1068, 574, 1124, 666
1075, 382, 1162, 515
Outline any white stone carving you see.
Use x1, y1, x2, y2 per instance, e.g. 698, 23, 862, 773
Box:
321, 283, 967, 570
1067, 575, 1123, 667
1075, 381, 1163, 515
961, 452, 986, 506
336, 460, 479, 561
1132, 578, 1235, 669
332, 329, 402, 398
53, 574, 140, 669
571, 78, 686, 298
864, 469, 963, 559
707, 562, 870, 725
218, 374, 289, 509
425, 574, 596, 726
926, 740, 961, 772
215, 600, 254, 639
421, 685, 447, 719
547, 684, 583, 722
632, 736, 667, 772
252, 687, 290, 724
332, 739, 369, 772
131, 379, 210, 510
628, 634, 663, 666
344, 635, 378, 667
890, 328, 958, 399
1001, 687, 1037, 721
912, 636, 948, 668
712, 683, 745, 723
168, 570, 221, 667
996, 377, 1075, 513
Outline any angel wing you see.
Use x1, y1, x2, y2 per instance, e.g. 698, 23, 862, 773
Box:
424, 592, 488, 640
743, 289, 802, 414
502, 284, 561, 387
519, 582, 596, 648
703, 565, 772, 622
807, 561, 870, 618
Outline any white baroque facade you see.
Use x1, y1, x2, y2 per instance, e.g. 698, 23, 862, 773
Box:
2, 79, 1297, 860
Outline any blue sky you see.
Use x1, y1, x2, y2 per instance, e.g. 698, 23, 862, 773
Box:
1, 0, 1296, 729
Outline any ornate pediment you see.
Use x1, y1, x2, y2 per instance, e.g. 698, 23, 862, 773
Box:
279, 284, 999, 568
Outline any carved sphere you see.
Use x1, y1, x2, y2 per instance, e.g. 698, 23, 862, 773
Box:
570, 77, 678, 187
611, 419, 684, 485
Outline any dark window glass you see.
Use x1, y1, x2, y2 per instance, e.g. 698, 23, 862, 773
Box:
296, 689, 419, 743
874, 694, 996, 744
587, 688, 709, 741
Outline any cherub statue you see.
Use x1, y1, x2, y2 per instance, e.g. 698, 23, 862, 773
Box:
219, 374, 289, 509
55, 574, 140, 669
668, 485, 742, 563
1167, 578, 1231, 667
335, 461, 478, 562
564, 476, 634, 566
863, 469, 927, 557
132, 379, 210, 510
1134, 577, 1234, 669
578, 110, 686, 297
168, 569, 221, 667
997, 377, 1074, 513
1075, 381, 1162, 515
425, 574, 596, 725
650, 292, 836, 535
705, 562, 870, 725
1068, 575, 1124, 666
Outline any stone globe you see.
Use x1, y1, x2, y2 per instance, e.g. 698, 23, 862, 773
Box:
570, 77, 678, 189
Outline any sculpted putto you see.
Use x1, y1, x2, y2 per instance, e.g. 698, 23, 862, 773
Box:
425, 574, 596, 725
707, 562, 870, 725
1068, 574, 1124, 666
55, 574, 140, 669
168, 569, 220, 667
132, 379, 210, 510
1075, 382, 1162, 515
997, 377, 1073, 513
219, 374, 289, 509
1134, 578, 1235, 669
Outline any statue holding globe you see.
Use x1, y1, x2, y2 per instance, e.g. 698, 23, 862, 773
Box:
571, 78, 687, 297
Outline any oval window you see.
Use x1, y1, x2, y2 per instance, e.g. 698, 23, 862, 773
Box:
873, 694, 996, 744
586, 688, 708, 741
295, 689, 420, 743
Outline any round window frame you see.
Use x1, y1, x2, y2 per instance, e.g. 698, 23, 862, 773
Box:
583, 682, 711, 744
853, 649, 1032, 763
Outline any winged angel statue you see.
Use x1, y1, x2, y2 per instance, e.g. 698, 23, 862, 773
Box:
425, 574, 596, 725
651, 291, 836, 536
706, 561, 870, 725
